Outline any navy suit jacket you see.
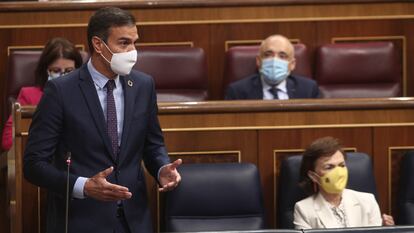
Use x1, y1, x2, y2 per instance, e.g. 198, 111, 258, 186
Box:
225, 73, 320, 100
24, 64, 170, 233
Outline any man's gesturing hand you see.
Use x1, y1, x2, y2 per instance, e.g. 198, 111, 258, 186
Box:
159, 159, 182, 192
84, 166, 132, 201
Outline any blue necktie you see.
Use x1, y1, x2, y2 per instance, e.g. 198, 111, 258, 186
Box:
269, 86, 279, 99
106, 80, 119, 156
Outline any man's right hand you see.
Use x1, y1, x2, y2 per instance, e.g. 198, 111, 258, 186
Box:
84, 166, 132, 201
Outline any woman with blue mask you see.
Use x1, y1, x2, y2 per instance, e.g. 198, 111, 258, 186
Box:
225, 34, 320, 100
1, 37, 83, 151
294, 137, 394, 229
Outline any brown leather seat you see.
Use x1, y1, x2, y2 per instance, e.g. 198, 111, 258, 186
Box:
223, 43, 312, 90
315, 42, 402, 98
134, 46, 208, 102
6, 51, 42, 104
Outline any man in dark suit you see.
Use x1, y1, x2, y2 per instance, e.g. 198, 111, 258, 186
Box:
225, 35, 320, 100
24, 7, 181, 233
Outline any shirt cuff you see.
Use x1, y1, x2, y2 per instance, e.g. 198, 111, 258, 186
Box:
157, 164, 169, 182
72, 177, 88, 199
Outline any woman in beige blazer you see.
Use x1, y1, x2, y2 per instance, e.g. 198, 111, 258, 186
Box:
293, 137, 394, 229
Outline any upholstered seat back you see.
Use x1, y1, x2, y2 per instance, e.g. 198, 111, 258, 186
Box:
6, 51, 42, 104
223, 43, 312, 89
164, 163, 266, 232
277, 152, 377, 229
5, 50, 88, 112
134, 46, 208, 102
315, 42, 402, 98
397, 151, 414, 225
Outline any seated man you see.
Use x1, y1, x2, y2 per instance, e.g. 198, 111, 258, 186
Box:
225, 35, 320, 100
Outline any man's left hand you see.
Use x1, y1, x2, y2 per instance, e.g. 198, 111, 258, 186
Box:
159, 159, 182, 192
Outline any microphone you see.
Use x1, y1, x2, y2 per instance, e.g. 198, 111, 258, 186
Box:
65, 152, 71, 233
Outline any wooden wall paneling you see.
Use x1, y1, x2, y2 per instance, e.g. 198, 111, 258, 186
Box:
315, 19, 406, 44
0, 29, 12, 233
0, 29, 12, 130
0, 153, 9, 233
2, 2, 414, 26
0, 10, 92, 26
373, 126, 414, 218
258, 127, 373, 228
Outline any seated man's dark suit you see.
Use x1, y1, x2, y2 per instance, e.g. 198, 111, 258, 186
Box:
225, 73, 320, 100
24, 64, 170, 233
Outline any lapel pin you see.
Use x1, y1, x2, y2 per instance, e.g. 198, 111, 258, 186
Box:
127, 80, 133, 87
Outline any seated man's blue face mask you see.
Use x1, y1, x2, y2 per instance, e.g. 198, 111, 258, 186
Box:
259, 57, 290, 86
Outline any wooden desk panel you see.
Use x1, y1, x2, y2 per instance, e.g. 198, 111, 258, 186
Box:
7, 98, 414, 232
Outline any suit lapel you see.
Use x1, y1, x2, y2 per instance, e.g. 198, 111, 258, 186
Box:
342, 189, 362, 227
78, 65, 115, 162
314, 193, 341, 228
118, 75, 136, 165
286, 76, 297, 98
251, 75, 264, 99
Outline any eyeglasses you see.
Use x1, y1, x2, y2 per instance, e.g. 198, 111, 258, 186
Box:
48, 68, 75, 78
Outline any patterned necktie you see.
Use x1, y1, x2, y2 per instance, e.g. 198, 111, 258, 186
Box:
269, 86, 279, 99
106, 80, 119, 156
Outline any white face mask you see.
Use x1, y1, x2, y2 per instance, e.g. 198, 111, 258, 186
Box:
47, 68, 74, 80
100, 40, 137, 76
48, 73, 60, 81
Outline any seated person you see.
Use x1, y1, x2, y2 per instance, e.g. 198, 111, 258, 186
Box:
225, 34, 320, 100
293, 136, 394, 229
1, 37, 83, 151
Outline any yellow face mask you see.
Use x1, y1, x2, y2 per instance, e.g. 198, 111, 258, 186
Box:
314, 166, 348, 194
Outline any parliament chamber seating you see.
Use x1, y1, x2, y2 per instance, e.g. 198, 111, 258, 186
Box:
4, 50, 89, 117
159, 227, 414, 233
302, 226, 414, 233
134, 46, 208, 102
397, 151, 414, 225
315, 42, 402, 98
164, 163, 266, 232
223, 43, 312, 91
277, 152, 377, 229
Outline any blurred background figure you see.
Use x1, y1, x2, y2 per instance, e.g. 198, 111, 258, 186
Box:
294, 136, 394, 229
1, 37, 83, 151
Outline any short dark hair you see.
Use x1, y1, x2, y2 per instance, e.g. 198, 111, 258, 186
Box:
298, 136, 346, 195
35, 37, 83, 88
87, 7, 136, 53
